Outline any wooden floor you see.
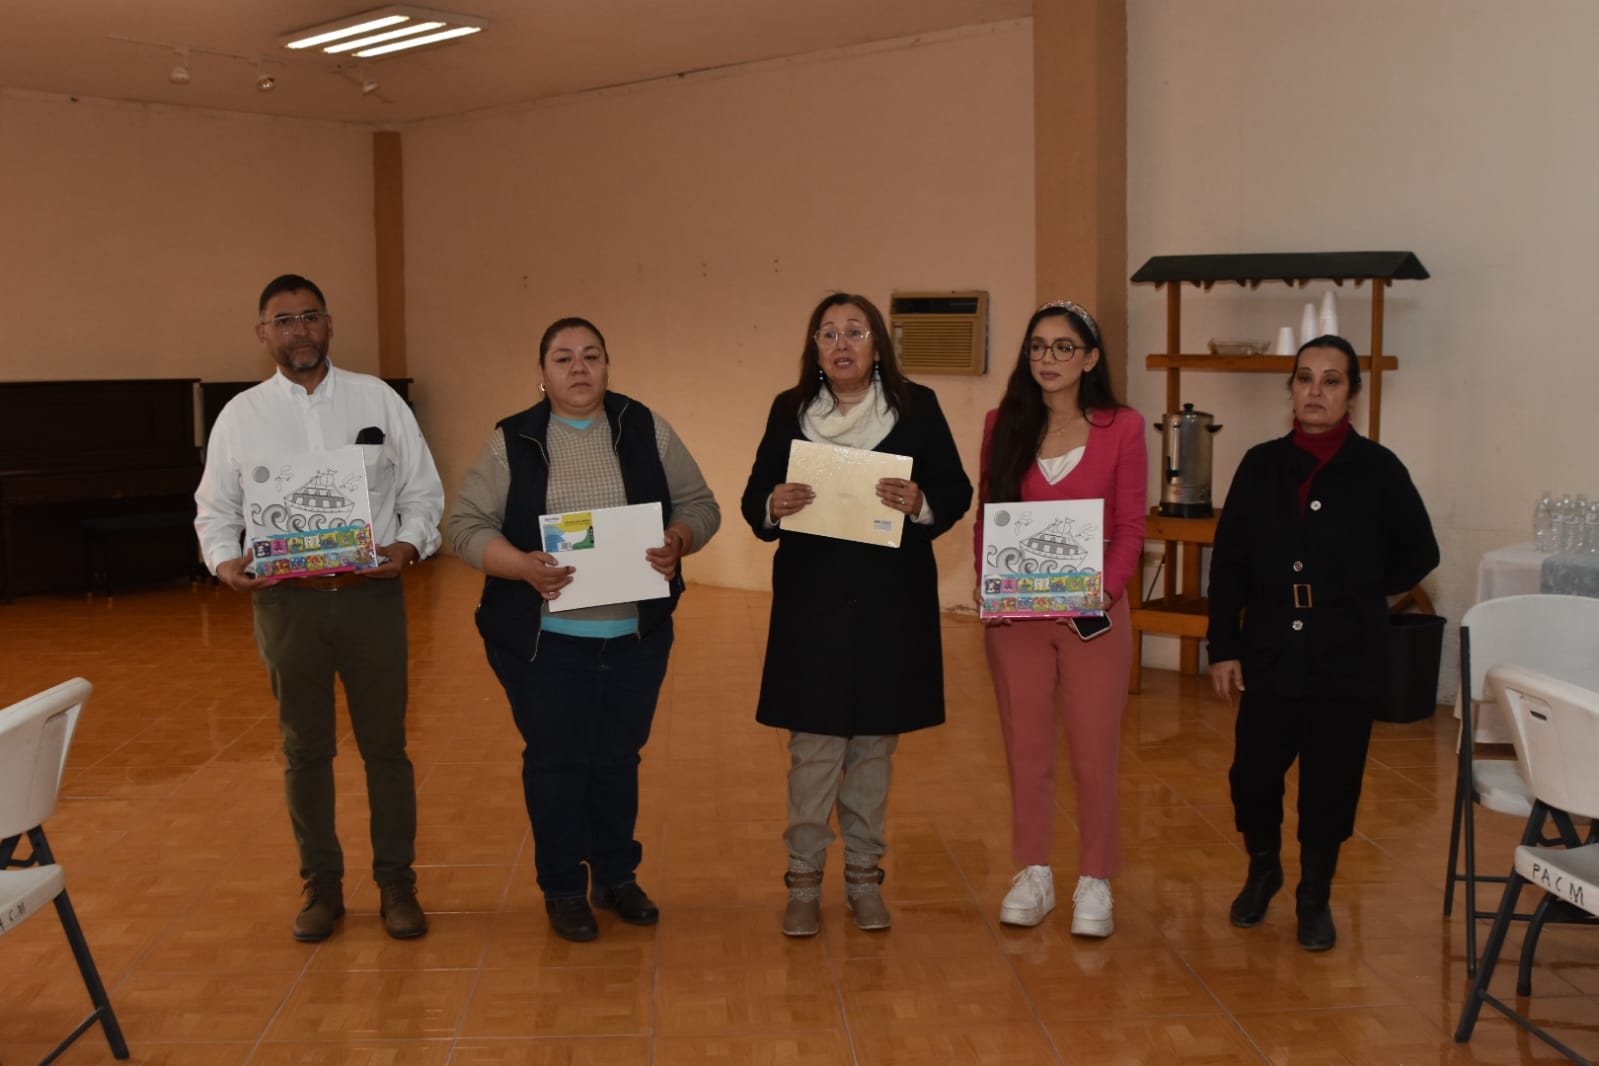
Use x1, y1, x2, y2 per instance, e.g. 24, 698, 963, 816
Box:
1, 559, 1595, 1065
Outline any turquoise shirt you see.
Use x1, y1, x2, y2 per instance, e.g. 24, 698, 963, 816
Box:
542, 414, 639, 638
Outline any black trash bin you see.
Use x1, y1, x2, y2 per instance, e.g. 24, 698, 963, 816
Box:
1378, 613, 1448, 723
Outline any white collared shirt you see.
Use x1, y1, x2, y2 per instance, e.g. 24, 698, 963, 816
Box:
194, 362, 445, 573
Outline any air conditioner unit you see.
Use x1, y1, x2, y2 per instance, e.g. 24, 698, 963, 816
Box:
890, 291, 988, 376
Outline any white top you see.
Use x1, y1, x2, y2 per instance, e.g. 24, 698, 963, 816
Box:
1037, 446, 1086, 485
194, 363, 445, 573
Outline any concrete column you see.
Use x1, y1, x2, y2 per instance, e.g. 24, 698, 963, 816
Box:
1034, 0, 1128, 395
373, 129, 406, 379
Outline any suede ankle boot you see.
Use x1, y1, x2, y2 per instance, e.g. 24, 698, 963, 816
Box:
1229, 830, 1284, 928
1295, 841, 1341, 951
783, 862, 823, 937
844, 862, 891, 932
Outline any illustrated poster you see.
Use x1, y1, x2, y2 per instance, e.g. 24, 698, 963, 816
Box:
980, 499, 1105, 619
782, 439, 914, 548
242, 446, 379, 579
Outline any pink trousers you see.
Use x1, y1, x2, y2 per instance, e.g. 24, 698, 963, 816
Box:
984, 597, 1130, 875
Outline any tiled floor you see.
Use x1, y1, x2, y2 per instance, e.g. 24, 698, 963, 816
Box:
1, 559, 1595, 1064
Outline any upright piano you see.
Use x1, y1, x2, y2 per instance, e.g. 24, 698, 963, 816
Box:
0, 379, 203, 598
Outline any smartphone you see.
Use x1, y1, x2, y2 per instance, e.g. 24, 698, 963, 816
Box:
1068, 614, 1113, 641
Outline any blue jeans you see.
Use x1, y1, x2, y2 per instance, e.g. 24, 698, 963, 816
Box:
487, 620, 673, 899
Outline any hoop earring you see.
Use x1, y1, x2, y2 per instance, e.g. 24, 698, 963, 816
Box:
539, 383, 546, 394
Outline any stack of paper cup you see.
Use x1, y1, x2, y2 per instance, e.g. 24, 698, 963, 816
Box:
1317, 291, 1339, 337
1300, 302, 1319, 346
1274, 326, 1297, 355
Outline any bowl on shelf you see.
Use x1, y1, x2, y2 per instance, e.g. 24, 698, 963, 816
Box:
1206, 339, 1272, 355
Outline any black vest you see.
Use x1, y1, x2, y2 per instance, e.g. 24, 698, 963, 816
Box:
474, 391, 683, 659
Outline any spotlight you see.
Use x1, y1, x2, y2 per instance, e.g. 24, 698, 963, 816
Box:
361, 78, 380, 96
169, 47, 190, 85
255, 62, 275, 91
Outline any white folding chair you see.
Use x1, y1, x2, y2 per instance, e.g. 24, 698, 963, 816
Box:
1455, 665, 1599, 1063
1444, 594, 1599, 975
0, 678, 129, 1064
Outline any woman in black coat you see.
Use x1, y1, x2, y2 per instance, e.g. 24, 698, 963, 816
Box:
1208, 335, 1439, 952
741, 292, 971, 938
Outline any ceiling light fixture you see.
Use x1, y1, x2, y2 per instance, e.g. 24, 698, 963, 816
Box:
280, 6, 487, 59
324, 21, 444, 55
255, 62, 276, 92
353, 25, 481, 57
283, 14, 409, 51
169, 47, 190, 85
361, 77, 381, 96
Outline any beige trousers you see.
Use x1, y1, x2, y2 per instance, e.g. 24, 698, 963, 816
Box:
783, 731, 899, 869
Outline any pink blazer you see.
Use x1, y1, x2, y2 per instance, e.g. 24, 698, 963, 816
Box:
975, 407, 1149, 601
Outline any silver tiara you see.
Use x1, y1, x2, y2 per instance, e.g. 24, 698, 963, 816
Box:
1038, 300, 1101, 347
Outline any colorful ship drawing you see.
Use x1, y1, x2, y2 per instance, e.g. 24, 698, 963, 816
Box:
286, 469, 354, 525
1021, 517, 1087, 568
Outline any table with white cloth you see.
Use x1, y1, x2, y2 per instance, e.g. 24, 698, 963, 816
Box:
1469, 542, 1599, 740
1475, 542, 1543, 602
1476, 541, 1599, 600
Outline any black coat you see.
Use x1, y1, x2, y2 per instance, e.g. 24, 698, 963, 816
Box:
741, 383, 973, 736
1207, 429, 1439, 700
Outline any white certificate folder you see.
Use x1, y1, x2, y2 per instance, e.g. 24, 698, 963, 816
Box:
781, 439, 913, 548
539, 502, 669, 612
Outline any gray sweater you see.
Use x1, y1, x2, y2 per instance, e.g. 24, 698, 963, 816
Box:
448, 412, 720, 624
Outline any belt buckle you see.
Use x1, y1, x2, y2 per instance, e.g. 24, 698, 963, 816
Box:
1293, 583, 1313, 609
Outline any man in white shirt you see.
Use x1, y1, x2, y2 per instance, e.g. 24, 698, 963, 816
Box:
195, 274, 445, 942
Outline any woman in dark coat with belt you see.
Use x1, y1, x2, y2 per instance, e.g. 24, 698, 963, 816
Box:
1208, 334, 1439, 952
742, 292, 972, 938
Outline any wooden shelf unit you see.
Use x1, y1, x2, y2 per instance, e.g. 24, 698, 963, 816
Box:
1127, 252, 1429, 689
1146, 354, 1399, 373
1128, 508, 1218, 694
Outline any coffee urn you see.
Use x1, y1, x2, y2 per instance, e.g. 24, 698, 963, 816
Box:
1154, 403, 1222, 517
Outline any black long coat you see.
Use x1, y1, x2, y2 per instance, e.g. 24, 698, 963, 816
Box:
741, 383, 973, 736
1207, 429, 1439, 700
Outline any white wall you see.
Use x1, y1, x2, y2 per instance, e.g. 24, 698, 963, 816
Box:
403, 24, 1036, 607
1126, 0, 1599, 690
0, 90, 380, 384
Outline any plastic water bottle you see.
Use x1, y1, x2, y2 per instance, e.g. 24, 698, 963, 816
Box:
1535, 491, 1555, 552
1556, 494, 1576, 553
1570, 495, 1590, 552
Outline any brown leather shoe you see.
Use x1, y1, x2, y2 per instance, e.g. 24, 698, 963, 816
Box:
379, 881, 428, 939
292, 877, 344, 942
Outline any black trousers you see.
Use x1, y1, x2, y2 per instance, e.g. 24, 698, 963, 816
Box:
1230, 690, 1374, 846
487, 620, 673, 899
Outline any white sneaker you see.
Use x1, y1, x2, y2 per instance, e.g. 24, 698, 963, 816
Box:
1071, 876, 1114, 937
1000, 865, 1055, 926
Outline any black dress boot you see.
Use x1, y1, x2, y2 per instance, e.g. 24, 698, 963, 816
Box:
1229, 830, 1284, 928
1296, 841, 1341, 952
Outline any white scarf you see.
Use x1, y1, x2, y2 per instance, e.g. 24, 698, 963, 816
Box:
800, 380, 898, 449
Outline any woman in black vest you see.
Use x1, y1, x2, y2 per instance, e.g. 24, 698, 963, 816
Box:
448, 316, 720, 942
1208, 335, 1438, 951
741, 292, 972, 937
